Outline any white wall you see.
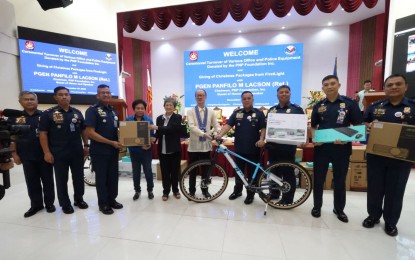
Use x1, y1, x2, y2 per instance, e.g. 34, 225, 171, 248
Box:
150, 26, 350, 118
385, 0, 415, 76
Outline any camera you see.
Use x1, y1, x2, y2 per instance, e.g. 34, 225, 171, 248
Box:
0, 109, 31, 200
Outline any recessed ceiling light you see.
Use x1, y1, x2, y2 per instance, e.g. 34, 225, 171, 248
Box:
287, 13, 291, 16
328, 22, 332, 26
161, 37, 165, 40
151, 27, 154, 30
198, 33, 202, 37
281, 26, 285, 29
238, 30, 242, 33
192, 22, 195, 25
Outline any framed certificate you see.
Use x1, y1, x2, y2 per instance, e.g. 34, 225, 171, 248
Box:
119, 121, 150, 146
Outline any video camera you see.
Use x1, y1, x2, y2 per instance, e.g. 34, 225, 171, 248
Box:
0, 109, 31, 200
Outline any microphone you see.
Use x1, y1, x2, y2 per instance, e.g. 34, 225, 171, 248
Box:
1, 109, 25, 118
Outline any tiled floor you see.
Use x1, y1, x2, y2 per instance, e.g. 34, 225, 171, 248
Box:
1, 165, 415, 260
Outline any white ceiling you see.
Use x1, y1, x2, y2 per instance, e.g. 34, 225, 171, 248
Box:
124, 0, 386, 42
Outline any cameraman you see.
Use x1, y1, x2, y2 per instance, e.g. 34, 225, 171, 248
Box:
9, 91, 55, 218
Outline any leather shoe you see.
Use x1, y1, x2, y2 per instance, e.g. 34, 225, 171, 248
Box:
148, 191, 154, 200
244, 195, 254, 205
384, 224, 398, 237
311, 208, 321, 218
229, 192, 242, 200
46, 205, 56, 213
62, 205, 74, 214
24, 206, 44, 218
99, 205, 114, 215
333, 209, 348, 223
362, 216, 380, 228
202, 191, 211, 198
110, 201, 123, 209
74, 200, 88, 209
133, 192, 140, 200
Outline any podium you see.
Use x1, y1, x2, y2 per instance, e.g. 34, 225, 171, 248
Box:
363, 92, 386, 111
109, 98, 128, 121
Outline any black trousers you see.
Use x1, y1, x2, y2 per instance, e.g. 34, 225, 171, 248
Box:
313, 143, 351, 211
53, 153, 84, 207
233, 153, 260, 196
367, 154, 412, 226
91, 153, 119, 207
268, 144, 297, 202
160, 152, 181, 195
188, 151, 211, 194
22, 159, 54, 208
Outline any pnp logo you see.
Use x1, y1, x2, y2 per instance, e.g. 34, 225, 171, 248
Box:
284, 45, 296, 55
189, 51, 198, 61
25, 41, 35, 50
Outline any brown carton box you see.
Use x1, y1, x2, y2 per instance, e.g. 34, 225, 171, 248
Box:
119, 121, 150, 146
299, 162, 350, 190
156, 160, 187, 181
350, 162, 367, 191
350, 145, 366, 162
366, 122, 415, 163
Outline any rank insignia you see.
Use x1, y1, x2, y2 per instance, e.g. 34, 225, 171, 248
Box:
404, 107, 411, 114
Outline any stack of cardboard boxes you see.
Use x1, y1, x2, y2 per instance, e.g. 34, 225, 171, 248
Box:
349, 145, 367, 191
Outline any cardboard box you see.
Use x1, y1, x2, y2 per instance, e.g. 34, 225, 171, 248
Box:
156, 160, 187, 181
314, 125, 366, 143
119, 121, 150, 146
350, 145, 367, 162
265, 113, 308, 145
349, 162, 367, 191
299, 162, 350, 191
366, 122, 415, 163
118, 161, 132, 173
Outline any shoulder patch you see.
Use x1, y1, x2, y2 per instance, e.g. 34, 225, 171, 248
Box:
371, 99, 387, 106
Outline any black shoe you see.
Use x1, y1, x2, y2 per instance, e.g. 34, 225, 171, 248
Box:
362, 216, 380, 228
278, 199, 293, 205
244, 195, 254, 205
311, 208, 321, 218
133, 192, 140, 201
74, 200, 88, 209
384, 224, 398, 237
99, 205, 114, 215
24, 206, 44, 218
45, 205, 56, 213
189, 192, 195, 197
202, 191, 211, 198
229, 192, 242, 200
110, 201, 123, 209
62, 205, 74, 214
148, 191, 154, 200
333, 209, 349, 223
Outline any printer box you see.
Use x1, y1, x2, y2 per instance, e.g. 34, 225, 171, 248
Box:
265, 113, 308, 145
366, 122, 415, 163
119, 121, 150, 146
314, 125, 366, 143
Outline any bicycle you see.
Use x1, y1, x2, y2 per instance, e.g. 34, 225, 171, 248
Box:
179, 139, 312, 215
83, 155, 96, 186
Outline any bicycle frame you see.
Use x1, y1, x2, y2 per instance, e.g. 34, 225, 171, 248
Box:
215, 144, 284, 187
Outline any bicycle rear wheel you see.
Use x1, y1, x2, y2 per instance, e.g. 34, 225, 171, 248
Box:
180, 160, 228, 203
256, 161, 312, 209
83, 155, 96, 186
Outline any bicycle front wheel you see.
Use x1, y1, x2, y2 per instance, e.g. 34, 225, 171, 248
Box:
180, 160, 228, 203
256, 161, 312, 209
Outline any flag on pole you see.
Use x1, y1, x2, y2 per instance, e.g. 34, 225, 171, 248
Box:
333, 56, 337, 76
147, 68, 153, 117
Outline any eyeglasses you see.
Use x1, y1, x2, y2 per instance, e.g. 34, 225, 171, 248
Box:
98, 91, 112, 95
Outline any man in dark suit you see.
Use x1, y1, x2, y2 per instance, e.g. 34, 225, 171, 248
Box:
151, 97, 183, 201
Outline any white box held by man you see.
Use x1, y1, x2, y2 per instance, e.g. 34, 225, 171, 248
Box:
265, 113, 308, 145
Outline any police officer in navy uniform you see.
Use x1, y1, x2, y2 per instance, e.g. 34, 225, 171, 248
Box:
266, 85, 305, 204
217, 91, 266, 204
85, 84, 123, 215
362, 74, 415, 236
39, 86, 89, 214
10, 91, 55, 217
310, 75, 363, 222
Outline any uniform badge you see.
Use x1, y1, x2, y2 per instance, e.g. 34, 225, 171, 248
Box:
236, 113, 243, 119
53, 111, 64, 123
286, 109, 291, 113
103, 119, 107, 123
404, 107, 411, 114
16, 116, 26, 124
340, 103, 346, 109
318, 106, 326, 113
374, 108, 385, 115
247, 116, 252, 121
395, 111, 403, 118
72, 118, 77, 124
57, 125, 61, 128
74, 114, 79, 119
252, 113, 256, 118
114, 116, 118, 121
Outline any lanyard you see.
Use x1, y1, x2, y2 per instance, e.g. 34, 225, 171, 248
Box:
195, 106, 207, 132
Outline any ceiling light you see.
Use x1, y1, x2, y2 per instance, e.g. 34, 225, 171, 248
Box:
151, 27, 154, 30
287, 13, 291, 16
328, 22, 332, 26
281, 26, 285, 29
198, 33, 202, 37
238, 30, 242, 33
161, 37, 165, 40
192, 22, 195, 25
